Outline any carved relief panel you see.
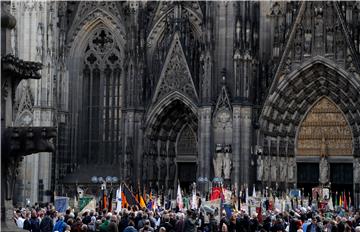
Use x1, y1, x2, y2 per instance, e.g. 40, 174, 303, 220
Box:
297, 97, 353, 156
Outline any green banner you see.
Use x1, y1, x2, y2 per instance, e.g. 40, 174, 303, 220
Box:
79, 197, 93, 212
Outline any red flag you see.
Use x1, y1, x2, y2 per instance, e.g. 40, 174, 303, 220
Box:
343, 192, 348, 211
348, 192, 351, 208
103, 190, 107, 210
256, 201, 263, 223
210, 187, 222, 200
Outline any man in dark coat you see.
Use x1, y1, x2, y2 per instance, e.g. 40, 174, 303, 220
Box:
39, 210, 53, 232
306, 217, 321, 232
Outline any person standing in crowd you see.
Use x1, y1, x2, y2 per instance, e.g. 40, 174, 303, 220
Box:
306, 217, 321, 232
14, 209, 26, 229
24, 210, 41, 232
53, 215, 67, 232
183, 210, 197, 232
174, 213, 185, 232
123, 220, 137, 232
40, 210, 54, 232
109, 215, 119, 232
100, 213, 112, 232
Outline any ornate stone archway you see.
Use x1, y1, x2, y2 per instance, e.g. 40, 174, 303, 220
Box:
258, 58, 360, 198
143, 97, 198, 192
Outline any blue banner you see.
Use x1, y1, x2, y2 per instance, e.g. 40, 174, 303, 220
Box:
55, 196, 69, 213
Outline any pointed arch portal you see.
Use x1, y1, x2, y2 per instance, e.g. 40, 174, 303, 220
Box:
144, 98, 198, 193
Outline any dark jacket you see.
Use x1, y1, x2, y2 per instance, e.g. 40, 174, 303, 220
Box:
24, 217, 41, 232
183, 218, 196, 232
306, 223, 321, 232
40, 216, 53, 232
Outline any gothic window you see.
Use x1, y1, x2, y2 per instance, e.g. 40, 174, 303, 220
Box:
177, 125, 197, 161
82, 27, 122, 164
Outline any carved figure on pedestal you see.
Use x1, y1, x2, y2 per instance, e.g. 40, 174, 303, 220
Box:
263, 156, 270, 181
319, 156, 329, 184
271, 157, 277, 182
223, 145, 232, 180
354, 158, 360, 183
319, 136, 329, 184
280, 157, 286, 182
288, 158, 296, 182
168, 157, 176, 181
213, 144, 223, 178
257, 156, 263, 181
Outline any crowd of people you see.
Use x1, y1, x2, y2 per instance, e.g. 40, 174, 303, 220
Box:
12, 202, 360, 232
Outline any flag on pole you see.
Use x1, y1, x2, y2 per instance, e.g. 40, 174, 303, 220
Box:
191, 186, 197, 209
348, 192, 351, 209
79, 197, 96, 215
343, 192, 348, 210
103, 190, 107, 210
139, 196, 146, 208
115, 186, 122, 213
123, 183, 140, 207
177, 183, 183, 210
210, 187, 222, 200
147, 191, 153, 209
335, 192, 338, 207
328, 195, 334, 211
245, 186, 249, 204
339, 193, 343, 208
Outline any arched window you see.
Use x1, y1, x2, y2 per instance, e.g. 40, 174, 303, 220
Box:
81, 28, 122, 164
177, 125, 197, 161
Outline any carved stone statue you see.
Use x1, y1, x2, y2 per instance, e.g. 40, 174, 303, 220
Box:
354, 158, 360, 183
263, 156, 270, 181
280, 157, 287, 182
271, 157, 277, 182
256, 156, 263, 181
319, 157, 329, 184
213, 151, 223, 178
288, 158, 296, 182
223, 151, 232, 179
168, 157, 176, 181
213, 144, 232, 179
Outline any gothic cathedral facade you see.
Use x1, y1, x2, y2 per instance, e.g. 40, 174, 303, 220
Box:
6, 1, 360, 206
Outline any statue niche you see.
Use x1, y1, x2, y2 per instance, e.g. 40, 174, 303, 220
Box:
213, 144, 232, 180
212, 80, 233, 181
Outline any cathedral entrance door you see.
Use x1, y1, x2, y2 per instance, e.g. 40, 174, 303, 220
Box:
177, 162, 197, 194
297, 163, 319, 196
176, 124, 198, 194
330, 163, 353, 201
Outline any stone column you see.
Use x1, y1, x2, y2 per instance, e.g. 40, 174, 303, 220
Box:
198, 106, 212, 190
353, 158, 360, 209
239, 106, 252, 186
123, 111, 134, 181
232, 106, 241, 189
